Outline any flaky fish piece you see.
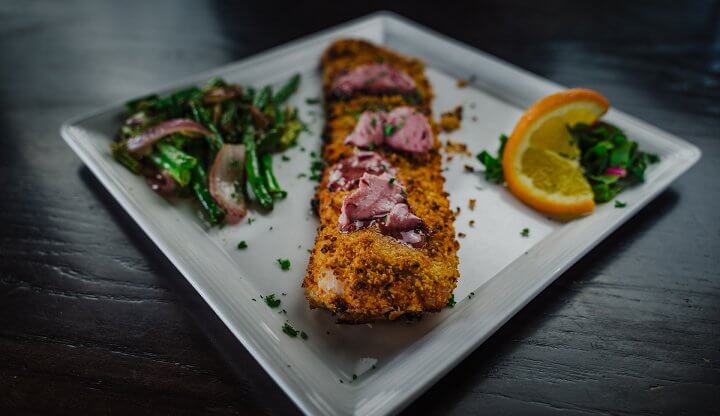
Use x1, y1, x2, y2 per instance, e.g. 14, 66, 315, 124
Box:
303, 39, 459, 323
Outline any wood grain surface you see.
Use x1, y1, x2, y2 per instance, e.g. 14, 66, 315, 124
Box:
1, 1, 718, 414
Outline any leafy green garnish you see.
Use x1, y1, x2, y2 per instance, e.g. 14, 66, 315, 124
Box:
476, 134, 508, 184
237, 241, 248, 249
521, 228, 530, 237
447, 294, 456, 308
614, 200, 627, 208
265, 294, 281, 308
305, 97, 321, 105
568, 122, 659, 203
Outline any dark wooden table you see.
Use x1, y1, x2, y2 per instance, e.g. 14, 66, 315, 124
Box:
1, 1, 718, 414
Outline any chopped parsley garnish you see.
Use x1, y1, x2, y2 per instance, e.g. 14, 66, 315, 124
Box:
264, 293, 281, 308
305, 97, 321, 105
247, 217, 255, 225
281, 155, 291, 161
520, 228, 530, 237
237, 241, 248, 250
447, 294, 456, 308
310, 160, 324, 180
277, 258, 291, 271
383, 123, 400, 137
614, 200, 627, 208
300, 331, 308, 340
308, 151, 324, 181
352, 374, 357, 380
388, 177, 395, 185
282, 323, 298, 337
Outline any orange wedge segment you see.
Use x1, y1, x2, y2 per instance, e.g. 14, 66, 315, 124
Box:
502, 89, 610, 220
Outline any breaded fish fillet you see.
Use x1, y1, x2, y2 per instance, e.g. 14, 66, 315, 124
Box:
303, 39, 459, 323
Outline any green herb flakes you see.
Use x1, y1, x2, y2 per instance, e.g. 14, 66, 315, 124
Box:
447, 294, 456, 308
614, 200, 627, 208
282, 323, 298, 337
383, 123, 398, 137
521, 228, 530, 237
277, 258, 291, 271
265, 294, 281, 308
237, 241, 248, 250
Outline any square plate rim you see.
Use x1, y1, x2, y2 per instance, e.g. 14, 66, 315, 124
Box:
59, 10, 702, 416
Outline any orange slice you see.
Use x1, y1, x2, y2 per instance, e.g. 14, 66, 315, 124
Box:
502, 89, 610, 220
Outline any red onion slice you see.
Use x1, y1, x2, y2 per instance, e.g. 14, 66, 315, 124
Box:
126, 119, 212, 153
145, 170, 177, 196
605, 167, 627, 177
209, 144, 247, 224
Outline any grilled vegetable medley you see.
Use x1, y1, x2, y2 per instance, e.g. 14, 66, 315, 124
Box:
111, 75, 304, 225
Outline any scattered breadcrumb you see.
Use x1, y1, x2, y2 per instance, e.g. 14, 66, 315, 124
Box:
444, 139, 471, 156
469, 220, 475, 227
464, 164, 475, 172
455, 206, 461, 216
468, 199, 476, 211
458, 232, 466, 238
439, 106, 463, 132
446, 155, 454, 163
456, 75, 476, 88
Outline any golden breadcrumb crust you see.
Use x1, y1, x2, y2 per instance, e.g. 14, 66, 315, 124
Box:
303, 39, 459, 323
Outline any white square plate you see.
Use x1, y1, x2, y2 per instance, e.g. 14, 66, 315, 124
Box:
61, 12, 701, 416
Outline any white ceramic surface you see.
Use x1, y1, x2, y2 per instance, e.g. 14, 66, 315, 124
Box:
61, 12, 701, 416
